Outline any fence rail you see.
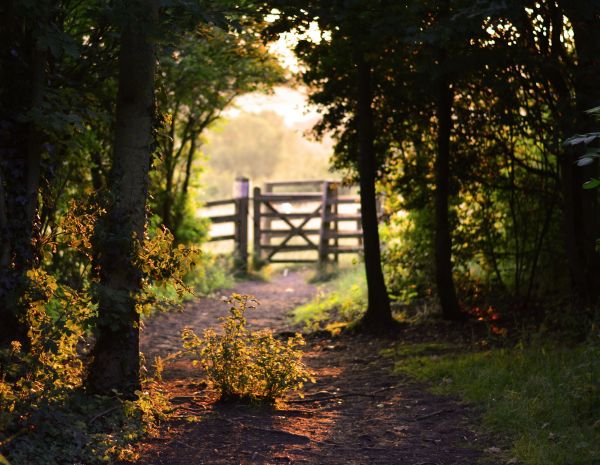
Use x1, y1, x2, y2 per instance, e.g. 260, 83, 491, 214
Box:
203, 178, 364, 271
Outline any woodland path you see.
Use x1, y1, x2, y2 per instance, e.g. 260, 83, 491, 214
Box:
132, 271, 497, 465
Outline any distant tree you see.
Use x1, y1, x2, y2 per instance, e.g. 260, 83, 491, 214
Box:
154, 24, 284, 241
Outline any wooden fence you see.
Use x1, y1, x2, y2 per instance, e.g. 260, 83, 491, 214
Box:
204, 178, 363, 271
204, 177, 250, 270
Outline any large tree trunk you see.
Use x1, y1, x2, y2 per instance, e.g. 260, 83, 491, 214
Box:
434, 75, 463, 320
556, 0, 600, 308
0, 3, 46, 348
87, 0, 157, 398
354, 53, 395, 332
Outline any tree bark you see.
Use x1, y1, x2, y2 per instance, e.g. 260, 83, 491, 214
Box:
556, 0, 600, 308
0, 3, 46, 348
354, 53, 395, 332
87, 0, 157, 398
434, 69, 463, 320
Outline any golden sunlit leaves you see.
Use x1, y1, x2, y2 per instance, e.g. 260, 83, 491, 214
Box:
182, 293, 314, 402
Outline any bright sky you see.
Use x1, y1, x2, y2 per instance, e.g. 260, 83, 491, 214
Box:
224, 22, 327, 129
225, 86, 322, 129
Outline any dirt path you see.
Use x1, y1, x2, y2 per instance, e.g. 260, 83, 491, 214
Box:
134, 271, 495, 465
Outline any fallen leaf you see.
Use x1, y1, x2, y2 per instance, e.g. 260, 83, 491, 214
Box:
486, 447, 502, 454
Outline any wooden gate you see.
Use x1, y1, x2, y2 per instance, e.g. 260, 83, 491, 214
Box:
253, 180, 363, 265
204, 179, 364, 269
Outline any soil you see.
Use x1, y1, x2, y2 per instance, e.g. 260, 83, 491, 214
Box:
132, 270, 498, 465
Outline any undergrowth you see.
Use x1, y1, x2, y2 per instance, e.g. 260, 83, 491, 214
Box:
388, 338, 600, 465
149, 252, 234, 307
293, 267, 367, 331
0, 203, 196, 465
182, 294, 314, 401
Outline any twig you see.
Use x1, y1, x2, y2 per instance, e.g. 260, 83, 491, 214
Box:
286, 386, 395, 404
0, 427, 28, 448
89, 406, 119, 424
415, 408, 455, 420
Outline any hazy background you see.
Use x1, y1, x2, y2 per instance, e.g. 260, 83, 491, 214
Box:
198, 86, 333, 201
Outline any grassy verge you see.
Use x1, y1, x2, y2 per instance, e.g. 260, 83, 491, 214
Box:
292, 266, 367, 330
388, 340, 600, 465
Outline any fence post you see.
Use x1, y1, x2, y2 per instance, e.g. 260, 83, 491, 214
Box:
234, 177, 249, 274
332, 183, 339, 263
253, 186, 262, 266
318, 181, 334, 267
263, 182, 273, 246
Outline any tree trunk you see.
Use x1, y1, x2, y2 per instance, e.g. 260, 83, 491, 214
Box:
0, 4, 46, 348
434, 70, 463, 320
354, 53, 395, 332
87, 0, 157, 398
557, 0, 600, 308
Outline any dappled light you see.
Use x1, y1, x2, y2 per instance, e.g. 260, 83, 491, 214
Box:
1, 1, 599, 465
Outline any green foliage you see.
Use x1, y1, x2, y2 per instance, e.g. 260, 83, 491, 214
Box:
380, 205, 434, 303
136, 224, 200, 314
0, 377, 171, 465
0, 201, 195, 464
390, 340, 600, 465
148, 253, 234, 306
152, 21, 285, 236
293, 267, 367, 331
182, 294, 313, 401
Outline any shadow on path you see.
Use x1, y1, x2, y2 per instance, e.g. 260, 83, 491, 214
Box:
131, 271, 497, 465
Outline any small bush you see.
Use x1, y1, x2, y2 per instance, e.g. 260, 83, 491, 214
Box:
182, 294, 313, 401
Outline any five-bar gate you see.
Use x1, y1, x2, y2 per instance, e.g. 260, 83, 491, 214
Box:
204, 179, 363, 270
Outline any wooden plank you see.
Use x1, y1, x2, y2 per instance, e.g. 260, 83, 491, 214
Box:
262, 202, 321, 257
253, 186, 261, 262
328, 246, 363, 253
234, 177, 249, 272
209, 214, 237, 224
269, 258, 318, 264
261, 229, 320, 236
333, 189, 340, 263
209, 234, 236, 242
260, 244, 318, 251
264, 179, 330, 188
261, 212, 321, 219
326, 231, 363, 239
334, 195, 360, 204
205, 198, 236, 208
326, 214, 362, 222
257, 193, 323, 202
318, 181, 334, 266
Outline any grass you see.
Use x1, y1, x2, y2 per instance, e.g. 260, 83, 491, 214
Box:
389, 339, 600, 465
292, 266, 367, 330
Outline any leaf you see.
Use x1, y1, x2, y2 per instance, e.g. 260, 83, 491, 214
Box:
0, 453, 11, 465
585, 106, 600, 115
577, 157, 594, 167
564, 133, 600, 146
583, 179, 600, 190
